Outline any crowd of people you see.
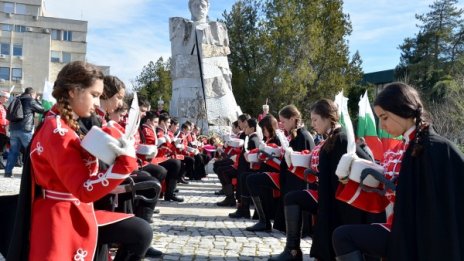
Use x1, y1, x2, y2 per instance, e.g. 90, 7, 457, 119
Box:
0, 60, 463, 261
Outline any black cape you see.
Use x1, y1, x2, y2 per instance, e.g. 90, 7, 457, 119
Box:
388, 129, 464, 260
310, 129, 385, 261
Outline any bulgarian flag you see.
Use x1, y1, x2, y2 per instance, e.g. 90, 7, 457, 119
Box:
378, 127, 402, 153
357, 91, 384, 161
41, 80, 55, 111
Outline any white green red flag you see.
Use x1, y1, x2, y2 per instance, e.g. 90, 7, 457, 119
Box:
41, 80, 56, 111
356, 91, 384, 161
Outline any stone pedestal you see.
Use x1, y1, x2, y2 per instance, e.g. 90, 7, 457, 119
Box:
169, 18, 241, 133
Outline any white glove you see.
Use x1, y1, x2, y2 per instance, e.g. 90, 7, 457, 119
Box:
284, 147, 293, 166
336, 153, 358, 182
156, 137, 166, 146
108, 137, 136, 158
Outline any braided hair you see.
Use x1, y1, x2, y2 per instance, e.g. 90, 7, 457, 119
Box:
310, 99, 340, 152
279, 105, 302, 139
52, 61, 104, 131
374, 82, 429, 156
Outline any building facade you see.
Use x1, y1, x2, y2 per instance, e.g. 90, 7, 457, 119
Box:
0, 0, 87, 94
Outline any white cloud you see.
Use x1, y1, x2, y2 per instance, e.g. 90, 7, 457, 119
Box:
44, 0, 232, 89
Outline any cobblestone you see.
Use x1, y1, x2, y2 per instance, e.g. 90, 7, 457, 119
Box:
0, 165, 314, 260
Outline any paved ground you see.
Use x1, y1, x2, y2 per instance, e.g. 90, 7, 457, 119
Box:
0, 164, 315, 261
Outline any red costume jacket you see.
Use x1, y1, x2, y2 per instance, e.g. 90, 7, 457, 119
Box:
0, 104, 8, 135
28, 114, 138, 260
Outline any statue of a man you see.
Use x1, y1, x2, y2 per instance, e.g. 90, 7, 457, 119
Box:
169, 0, 242, 133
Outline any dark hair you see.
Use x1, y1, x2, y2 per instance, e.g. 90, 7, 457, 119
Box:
53, 61, 104, 130
102, 75, 125, 100
259, 115, 278, 139
184, 120, 193, 127
159, 113, 170, 123
181, 123, 190, 130
24, 87, 35, 95
238, 113, 251, 122
138, 96, 151, 108
113, 102, 128, 114
247, 118, 258, 132
141, 110, 158, 124
310, 99, 340, 152
232, 120, 239, 129
374, 82, 428, 156
170, 118, 179, 126
279, 105, 301, 139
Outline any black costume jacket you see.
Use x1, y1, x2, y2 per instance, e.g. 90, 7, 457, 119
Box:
388, 129, 464, 261
310, 128, 385, 261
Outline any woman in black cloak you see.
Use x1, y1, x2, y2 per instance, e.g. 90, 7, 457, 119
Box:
332, 82, 464, 261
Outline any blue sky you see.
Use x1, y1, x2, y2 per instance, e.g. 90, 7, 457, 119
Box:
45, 0, 462, 88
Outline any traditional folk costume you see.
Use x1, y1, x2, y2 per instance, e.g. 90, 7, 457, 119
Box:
12, 108, 138, 260
333, 126, 464, 260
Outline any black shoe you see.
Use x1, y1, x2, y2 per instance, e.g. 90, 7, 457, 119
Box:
216, 196, 236, 207
153, 209, 160, 214
145, 246, 163, 258
246, 220, 272, 232
4, 172, 12, 178
174, 188, 179, 193
228, 208, 250, 219
268, 248, 302, 261
214, 189, 225, 196
165, 194, 184, 202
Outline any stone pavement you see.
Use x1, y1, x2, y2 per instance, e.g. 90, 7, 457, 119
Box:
148, 173, 314, 261
0, 167, 315, 261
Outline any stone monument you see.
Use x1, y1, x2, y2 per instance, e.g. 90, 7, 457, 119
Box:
169, 0, 242, 133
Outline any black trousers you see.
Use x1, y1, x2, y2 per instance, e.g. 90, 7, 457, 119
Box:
247, 172, 279, 197
284, 190, 318, 214
140, 164, 167, 182
98, 217, 153, 260
0, 133, 8, 153
213, 158, 233, 177
216, 165, 237, 187
192, 153, 206, 179
332, 224, 388, 258
180, 156, 195, 179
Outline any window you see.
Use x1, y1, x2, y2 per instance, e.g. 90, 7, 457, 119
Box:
1, 24, 12, 31
12, 68, 21, 82
63, 31, 72, 41
62, 52, 71, 63
3, 3, 14, 13
51, 51, 60, 63
0, 67, 9, 81
0, 43, 10, 55
14, 25, 25, 32
51, 29, 61, 40
15, 4, 26, 15
13, 44, 22, 56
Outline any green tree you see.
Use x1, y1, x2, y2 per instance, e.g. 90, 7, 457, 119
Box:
397, 0, 464, 101
222, 0, 363, 117
133, 57, 172, 109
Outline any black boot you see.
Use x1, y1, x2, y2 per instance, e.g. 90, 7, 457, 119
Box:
135, 207, 154, 224
246, 196, 272, 232
217, 184, 236, 206
228, 196, 250, 219
268, 205, 303, 261
164, 178, 184, 202
145, 246, 163, 258
336, 251, 364, 261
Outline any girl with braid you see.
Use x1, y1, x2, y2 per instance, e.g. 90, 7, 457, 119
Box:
269, 100, 382, 261
8, 62, 152, 261
332, 82, 464, 261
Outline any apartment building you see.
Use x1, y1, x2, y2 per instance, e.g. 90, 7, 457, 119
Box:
0, 0, 87, 94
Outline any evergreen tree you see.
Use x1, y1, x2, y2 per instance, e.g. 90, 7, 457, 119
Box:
133, 57, 172, 109
397, 0, 464, 101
